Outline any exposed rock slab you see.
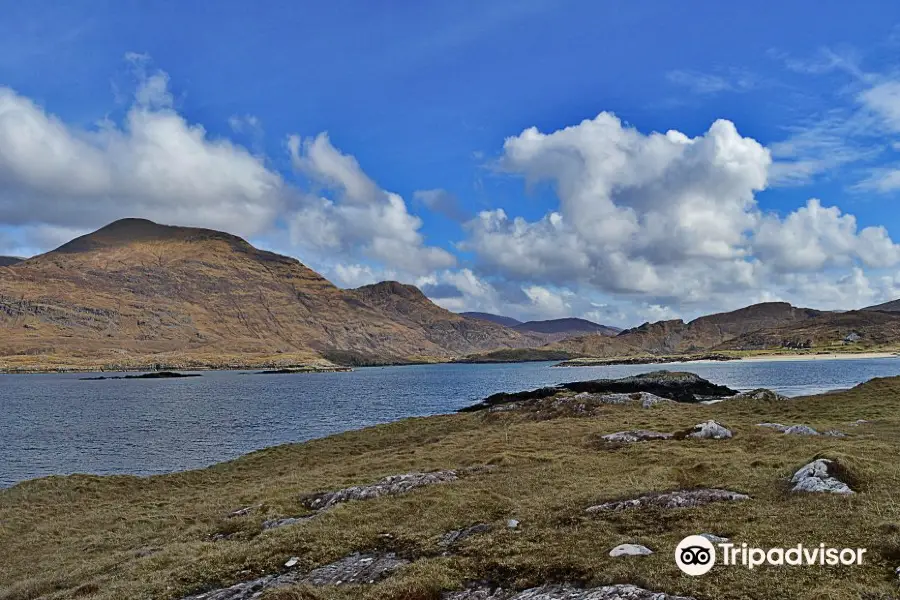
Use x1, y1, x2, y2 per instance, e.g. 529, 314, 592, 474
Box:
180, 552, 408, 600
262, 515, 315, 530
461, 371, 738, 412
757, 423, 820, 435
601, 430, 673, 443
586, 488, 750, 512
302, 470, 459, 510
439, 523, 492, 547
444, 584, 695, 600
790, 459, 855, 494
302, 552, 409, 585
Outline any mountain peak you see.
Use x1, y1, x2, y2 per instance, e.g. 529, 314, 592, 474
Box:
353, 280, 429, 302
53, 218, 252, 254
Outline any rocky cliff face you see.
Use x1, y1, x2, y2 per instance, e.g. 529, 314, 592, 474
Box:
0, 219, 534, 369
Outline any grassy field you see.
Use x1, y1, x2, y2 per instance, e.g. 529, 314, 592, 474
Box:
4, 376, 900, 599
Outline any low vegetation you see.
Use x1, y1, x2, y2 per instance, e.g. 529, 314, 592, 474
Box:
3, 376, 900, 599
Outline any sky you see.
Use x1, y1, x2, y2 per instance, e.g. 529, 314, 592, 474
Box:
4, 2, 900, 327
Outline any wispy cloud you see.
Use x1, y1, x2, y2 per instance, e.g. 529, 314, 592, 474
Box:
666, 69, 756, 95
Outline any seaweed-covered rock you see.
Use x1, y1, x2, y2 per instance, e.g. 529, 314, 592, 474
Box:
462, 371, 738, 412
601, 430, 673, 443
790, 459, 855, 494
302, 470, 458, 510
586, 488, 750, 512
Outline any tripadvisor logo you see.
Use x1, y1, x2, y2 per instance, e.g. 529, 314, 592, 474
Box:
675, 535, 867, 576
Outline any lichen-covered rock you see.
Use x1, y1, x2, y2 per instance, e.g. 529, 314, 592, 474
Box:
601, 430, 673, 443
302, 470, 458, 510
443, 584, 695, 600
180, 553, 408, 599
609, 543, 653, 557
586, 488, 750, 512
790, 459, 855, 494
439, 523, 492, 546
684, 420, 732, 440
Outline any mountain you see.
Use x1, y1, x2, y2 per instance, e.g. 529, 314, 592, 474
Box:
863, 298, 900, 313
0, 256, 22, 266
460, 312, 523, 327
513, 317, 621, 341
718, 310, 900, 350
551, 302, 826, 356
0, 218, 533, 370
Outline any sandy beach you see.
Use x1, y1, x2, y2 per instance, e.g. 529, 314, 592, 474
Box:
738, 351, 900, 362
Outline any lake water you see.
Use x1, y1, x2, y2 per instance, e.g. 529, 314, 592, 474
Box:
2, 357, 899, 487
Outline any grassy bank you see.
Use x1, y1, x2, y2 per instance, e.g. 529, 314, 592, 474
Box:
3, 377, 900, 599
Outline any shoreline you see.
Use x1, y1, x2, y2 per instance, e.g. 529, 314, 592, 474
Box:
736, 351, 900, 362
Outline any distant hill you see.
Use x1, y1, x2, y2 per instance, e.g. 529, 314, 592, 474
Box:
0, 218, 536, 370
514, 317, 621, 341
863, 299, 900, 313
0, 256, 22, 267
551, 302, 826, 357
718, 310, 900, 350
460, 312, 523, 327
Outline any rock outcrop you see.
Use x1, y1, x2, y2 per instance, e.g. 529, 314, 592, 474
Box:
462, 371, 738, 412
439, 523, 492, 547
180, 552, 408, 600
601, 430, 673, 443
586, 488, 750, 512
302, 470, 459, 510
444, 584, 695, 600
790, 459, 855, 494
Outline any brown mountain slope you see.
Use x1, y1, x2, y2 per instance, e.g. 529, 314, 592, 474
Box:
864, 298, 900, 313
718, 310, 900, 350
550, 302, 825, 357
0, 219, 532, 370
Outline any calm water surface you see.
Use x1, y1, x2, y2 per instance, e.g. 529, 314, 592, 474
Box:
2, 358, 899, 487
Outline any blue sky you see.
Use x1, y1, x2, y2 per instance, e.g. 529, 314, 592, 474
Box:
3, 1, 900, 325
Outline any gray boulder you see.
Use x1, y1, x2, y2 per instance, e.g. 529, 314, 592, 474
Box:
685, 420, 732, 439
602, 430, 673, 443
790, 459, 855, 494
700, 533, 730, 543
586, 488, 749, 512
609, 543, 653, 557
783, 424, 819, 436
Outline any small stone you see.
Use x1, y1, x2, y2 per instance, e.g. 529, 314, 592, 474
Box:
699, 533, 729, 543
823, 429, 847, 437
439, 523, 492, 546
609, 543, 653, 557
284, 557, 299, 568
507, 519, 519, 529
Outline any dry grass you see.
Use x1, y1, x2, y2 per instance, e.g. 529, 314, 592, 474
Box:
4, 377, 900, 600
